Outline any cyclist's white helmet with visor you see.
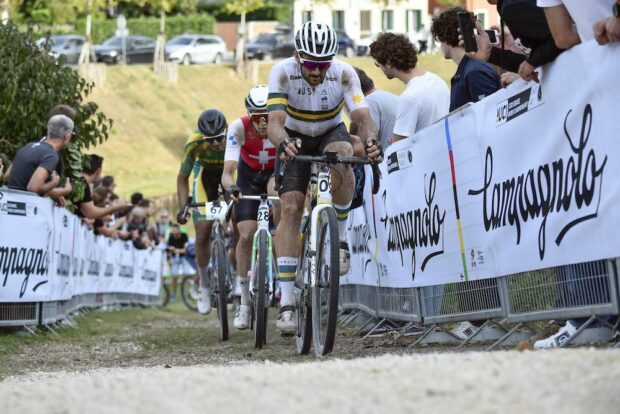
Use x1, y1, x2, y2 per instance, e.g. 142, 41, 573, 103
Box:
245, 84, 269, 113
295, 21, 339, 58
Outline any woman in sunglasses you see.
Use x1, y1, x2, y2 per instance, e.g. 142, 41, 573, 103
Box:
221, 84, 279, 330
265, 21, 383, 336
175, 108, 228, 315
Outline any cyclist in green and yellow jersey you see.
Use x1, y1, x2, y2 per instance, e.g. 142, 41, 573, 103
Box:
176, 109, 227, 314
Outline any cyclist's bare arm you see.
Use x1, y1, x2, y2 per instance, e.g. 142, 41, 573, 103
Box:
221, 160, 237, 192
176, 171, 190, 223
350, 107, 382, 162
268, 110, 300, 160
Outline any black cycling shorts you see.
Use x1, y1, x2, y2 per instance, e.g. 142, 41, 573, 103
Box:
234, 159, 273, 222
199, 167, 223, 202
275, 122, 352, 195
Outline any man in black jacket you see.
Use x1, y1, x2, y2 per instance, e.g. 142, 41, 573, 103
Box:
463, 0, 567, 82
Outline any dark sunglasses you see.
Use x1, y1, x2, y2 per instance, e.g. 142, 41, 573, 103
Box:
299, 57, 332, 71
203, 133, 225, 143
250, 113, 269, 124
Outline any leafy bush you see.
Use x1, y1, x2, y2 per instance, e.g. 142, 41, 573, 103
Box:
0, 21, 112, 207
75, 14, 216, 44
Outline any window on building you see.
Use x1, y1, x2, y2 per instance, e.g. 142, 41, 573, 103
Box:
476, 11, 487, 28
382, 10, 394, 31
406, 9, 422, 33
332, 10, 345, 30
302, 11, 313, 24
360, 10, 371, 35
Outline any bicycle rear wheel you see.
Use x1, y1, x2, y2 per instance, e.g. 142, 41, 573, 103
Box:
254, 231, 269, 348
312, 207, 339, 356
295, 229, 313, 355
180, 275, 198, 311
213, 240, 229, 341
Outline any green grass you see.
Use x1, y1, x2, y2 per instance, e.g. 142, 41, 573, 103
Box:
90, 54, 455, 199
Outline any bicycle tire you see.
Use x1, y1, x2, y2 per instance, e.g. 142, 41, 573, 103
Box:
180, 275, 198, 312
213, 239, 229, 341
312, 207, 339, 356
160, 283, 170, 308
254, 231, 268, 348
295, 230, 313, 355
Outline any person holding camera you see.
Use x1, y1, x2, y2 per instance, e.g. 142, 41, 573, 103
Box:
431, 7, 501, 112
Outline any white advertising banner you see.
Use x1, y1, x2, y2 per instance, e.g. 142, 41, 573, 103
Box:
345, 41, 620, 287
0, 188, 163, 302
0, 188, 54, 301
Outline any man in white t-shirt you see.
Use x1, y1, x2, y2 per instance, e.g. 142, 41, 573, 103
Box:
369, 32, 450, 144
538, 0, 615, 46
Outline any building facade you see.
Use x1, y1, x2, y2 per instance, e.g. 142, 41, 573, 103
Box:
293, 0, 430, 41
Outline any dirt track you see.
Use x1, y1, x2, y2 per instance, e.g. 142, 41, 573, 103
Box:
2, 349, 620, 414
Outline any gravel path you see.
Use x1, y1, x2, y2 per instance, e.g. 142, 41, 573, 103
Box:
2, 349, 619, 414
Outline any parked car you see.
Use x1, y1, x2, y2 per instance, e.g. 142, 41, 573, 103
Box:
335, 30, 356, 57
245, 32, 295, 60
37, 34, 85, 65
95, 35, 156, 64
165, 34, 227, 65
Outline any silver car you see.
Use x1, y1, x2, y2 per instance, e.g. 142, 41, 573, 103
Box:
165, 34, 227, 65
37, 34, 86, 65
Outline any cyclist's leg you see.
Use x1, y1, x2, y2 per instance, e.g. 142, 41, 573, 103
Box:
320, 123, 355, 274
267, 175, 281, 226
274, 136, 317, 334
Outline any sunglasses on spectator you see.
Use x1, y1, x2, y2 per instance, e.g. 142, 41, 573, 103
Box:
203, 133, 225, 143
299, 57, 332, 71
250, 113, 269, 124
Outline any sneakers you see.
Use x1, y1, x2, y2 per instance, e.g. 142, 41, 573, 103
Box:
276, 305, 296, 337
451, 321, 476, 340
197, 287, 212, 315
534, 321, 577, 349
339, 241, 351, 275
233, 304, 251, 330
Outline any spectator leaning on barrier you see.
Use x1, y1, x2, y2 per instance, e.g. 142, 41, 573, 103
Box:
370, 33, 450, 144
350, 67, 398, 151
76, 154, 131, 220
167, 223, 190, 301
5, 115, 73, 202
594, 0, 620, 44
462, 0, 567, 83
538, 0, 614, 46
431, 7, 502, 112
127, 206, 151, 249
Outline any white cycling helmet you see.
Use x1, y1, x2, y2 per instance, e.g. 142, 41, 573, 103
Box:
245, 84, 269, 113
295, 21, 339, 58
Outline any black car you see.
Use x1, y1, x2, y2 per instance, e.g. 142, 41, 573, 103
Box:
335, 30, 356, 57
245, 32, 295, 60
95, 35, 156, 64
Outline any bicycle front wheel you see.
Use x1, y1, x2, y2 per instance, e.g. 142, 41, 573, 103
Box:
213, 240, 229, 341
312, 207, 339, 356
254, 231, 269, 348
295, 228, 312, 355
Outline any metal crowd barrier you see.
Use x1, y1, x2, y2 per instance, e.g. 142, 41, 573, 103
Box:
0, 293, 161, 330
340, 257, 620, 347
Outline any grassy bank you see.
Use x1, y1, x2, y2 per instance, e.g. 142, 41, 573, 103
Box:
90, 54, 455, 198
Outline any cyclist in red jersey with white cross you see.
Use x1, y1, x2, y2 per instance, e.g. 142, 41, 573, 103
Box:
221, 85, 280, 330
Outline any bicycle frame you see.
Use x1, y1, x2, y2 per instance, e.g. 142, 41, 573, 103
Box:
245, 195, 279, 297
305, 164, 334, 287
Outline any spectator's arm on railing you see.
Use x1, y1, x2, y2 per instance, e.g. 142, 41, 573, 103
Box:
27, 167, 60, 195
543, 5, 581, 49
47, 178, 72, 198
79, 200, 132, 220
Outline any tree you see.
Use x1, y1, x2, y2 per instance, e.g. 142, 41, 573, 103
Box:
0, 21, 112, 208
224, 0, 266, 73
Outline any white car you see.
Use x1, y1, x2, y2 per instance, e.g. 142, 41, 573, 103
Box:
165, 34, 227, 65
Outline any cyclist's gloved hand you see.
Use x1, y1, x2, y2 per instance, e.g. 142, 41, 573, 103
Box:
176, 210, 188, 225
278, 137, 301, 161
225, 184, 242, 203
365, 139, 384, 164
